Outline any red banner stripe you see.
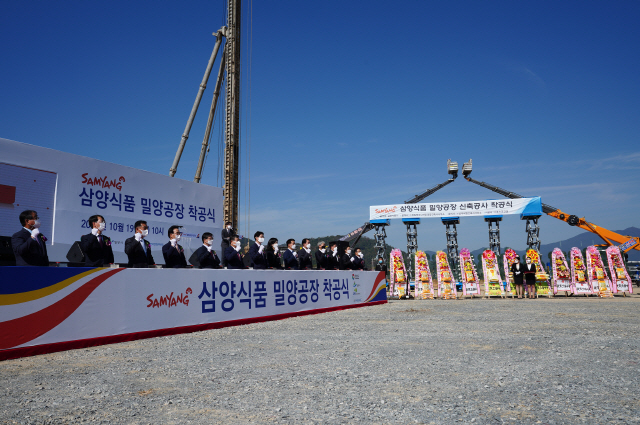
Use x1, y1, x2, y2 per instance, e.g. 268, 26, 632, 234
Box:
0, 268, 123, 350
0, 300, 387, 361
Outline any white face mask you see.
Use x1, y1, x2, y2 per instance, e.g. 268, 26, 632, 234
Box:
358, 253, 363, 258
320, 248, 326, 253
332, 247, 337, 253
206, 239, 214, 246
291, 244, 296, 250
273, 244, 279, 250
98, 222, 106, 231
346, 249, 351, 255
305, 244, 310, 249
32, 219, 41, 229
174, 234, 181, 242
235, 244, 241, 252
141, 229, 149, 238
227, 225, 232, 230
258, 237, 264, 243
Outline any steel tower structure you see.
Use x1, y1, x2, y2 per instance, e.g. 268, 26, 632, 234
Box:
224, 0, 241, 228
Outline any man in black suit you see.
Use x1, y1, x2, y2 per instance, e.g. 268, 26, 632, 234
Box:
220, 221, 236, 267
298, 238, 313, 270
352, 247, 366, 270
315, 241, 327, 270
80, 214, 114, 267
124, 220, 155, 268
340, 245, 355, 270
192, 232, 222, 269
224, 235, 245, 269
249, 231, 267, 269
327, 242, 340, 270
11, 210, 49, 266
162, 225, 187, 268
283, 238, 299, 270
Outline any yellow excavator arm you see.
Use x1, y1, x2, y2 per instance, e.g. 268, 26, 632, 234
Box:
546, 209, 640, 252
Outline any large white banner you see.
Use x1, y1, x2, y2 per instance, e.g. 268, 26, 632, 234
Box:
0, 268, 388, 359
370, 197, 542, 220
0, 138, 223, 264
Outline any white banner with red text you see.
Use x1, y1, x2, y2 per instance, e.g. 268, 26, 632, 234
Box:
0, 268, 387, 360
370, 197, 541, 220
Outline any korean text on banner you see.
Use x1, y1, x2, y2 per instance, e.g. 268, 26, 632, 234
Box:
0, 138, 223, 264
370, 197, 541, 220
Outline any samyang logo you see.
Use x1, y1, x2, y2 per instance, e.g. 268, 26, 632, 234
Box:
81, 173, 126, 191
147, 288, 192, 308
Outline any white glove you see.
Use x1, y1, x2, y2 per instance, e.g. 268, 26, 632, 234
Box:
258, 245, 264, 254
293, 251, 298, 257
170, 238, 177, 247
206, 245, 212, 252
91, 228, 99, 236
31, 228, 40, 239
350, 257, 355, 262
134, 232, 142, 242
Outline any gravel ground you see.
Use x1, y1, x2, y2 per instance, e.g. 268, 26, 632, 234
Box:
2, 296, 640, 424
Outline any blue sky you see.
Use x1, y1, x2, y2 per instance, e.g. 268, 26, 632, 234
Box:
2, 1, 639, 253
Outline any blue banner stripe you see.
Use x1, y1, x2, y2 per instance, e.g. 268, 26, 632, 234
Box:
0, 267, 97, 294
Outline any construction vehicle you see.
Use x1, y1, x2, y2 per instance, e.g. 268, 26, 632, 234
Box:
461, 159, 640, 254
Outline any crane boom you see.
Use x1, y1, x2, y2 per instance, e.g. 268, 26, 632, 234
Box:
463, 176, 558, 214
462, 160, 640, 253
404, 178, 456, 204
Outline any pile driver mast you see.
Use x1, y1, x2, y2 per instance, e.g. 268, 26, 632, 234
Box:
169, 0, 242, 229
223, 0, 241, 229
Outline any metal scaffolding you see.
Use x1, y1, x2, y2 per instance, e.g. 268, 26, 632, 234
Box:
524, 216, 541, 251
404, 219, 420, 281
442, 217, 461, 281
373, 222, 389, 263
485, 216, 502, 256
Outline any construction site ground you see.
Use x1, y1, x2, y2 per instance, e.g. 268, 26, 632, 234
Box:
2, 295, 639, 424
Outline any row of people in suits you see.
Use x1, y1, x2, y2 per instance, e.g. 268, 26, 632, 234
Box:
10, 212, 212, 269
245, 232, 366, 270
11, 211, 367, 270
220, 227, 369, 270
